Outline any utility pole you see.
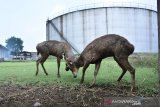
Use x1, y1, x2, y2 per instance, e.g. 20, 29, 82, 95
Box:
157, 0, 160, 96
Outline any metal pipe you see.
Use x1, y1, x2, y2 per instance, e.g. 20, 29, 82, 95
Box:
157, 0, 160, 96
46, 20, 80, 54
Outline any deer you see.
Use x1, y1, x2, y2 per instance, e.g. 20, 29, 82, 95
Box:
36, 40, 74, 77
65, 34, 135, 92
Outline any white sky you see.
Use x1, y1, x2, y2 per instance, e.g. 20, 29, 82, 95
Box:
0, 0, 67, 52
0, 0, 157, 52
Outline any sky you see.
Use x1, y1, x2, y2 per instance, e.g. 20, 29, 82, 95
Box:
0, 0, 157, 52
0, 0, 68, 52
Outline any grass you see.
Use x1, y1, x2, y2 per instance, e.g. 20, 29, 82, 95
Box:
0, 55, 159, 96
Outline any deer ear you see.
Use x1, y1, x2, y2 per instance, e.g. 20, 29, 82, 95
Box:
62, 53, 65, 56
69, 61, 73, 65
65, 56, 68, 60
65, 63, 70, 71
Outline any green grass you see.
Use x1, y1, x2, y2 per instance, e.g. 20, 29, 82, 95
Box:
0, 56, 159, 96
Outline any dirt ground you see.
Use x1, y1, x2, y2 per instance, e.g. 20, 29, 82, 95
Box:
0, 85, 159, 107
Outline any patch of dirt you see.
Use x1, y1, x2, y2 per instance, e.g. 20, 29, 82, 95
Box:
0, 85, 158, 107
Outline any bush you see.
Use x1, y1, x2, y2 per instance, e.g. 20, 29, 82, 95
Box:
129, 53, 157, 68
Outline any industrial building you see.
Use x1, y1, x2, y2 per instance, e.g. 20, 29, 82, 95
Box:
0, 44, 9, 61
46, 0, 157, 53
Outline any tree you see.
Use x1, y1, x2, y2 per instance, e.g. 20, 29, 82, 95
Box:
5, 36, 24, 56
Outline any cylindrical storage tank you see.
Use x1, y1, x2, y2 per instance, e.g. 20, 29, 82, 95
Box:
0, 44, 9, 60
47, 0, 157, 53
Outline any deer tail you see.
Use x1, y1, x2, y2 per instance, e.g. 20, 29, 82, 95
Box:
125, 41, 134, 54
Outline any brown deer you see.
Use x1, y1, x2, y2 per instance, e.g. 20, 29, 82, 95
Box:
36, 40, 74, 77
66, 34, 135, 92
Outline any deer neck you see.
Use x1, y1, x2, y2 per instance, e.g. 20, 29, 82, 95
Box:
76, 57, 84, 67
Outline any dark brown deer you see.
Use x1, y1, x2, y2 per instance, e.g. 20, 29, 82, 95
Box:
66, 34, 135, 92
36, 40, 74, 77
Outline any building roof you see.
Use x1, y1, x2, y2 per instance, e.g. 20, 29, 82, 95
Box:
49, 0, 157, 19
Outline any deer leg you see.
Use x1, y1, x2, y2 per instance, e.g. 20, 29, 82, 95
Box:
114, 56, 127, 81
41, 62, 48, 75
117, 70, 127, 82
40, 55, 49, 75
118, 57, 135, 92
89, 61, 101, 88
80, 63, 89, 84
57, 57, 61, 78
36, 58, 41, 76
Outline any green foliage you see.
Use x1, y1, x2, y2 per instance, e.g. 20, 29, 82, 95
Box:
129, 53, 158, 68
5, 36, 24, 56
